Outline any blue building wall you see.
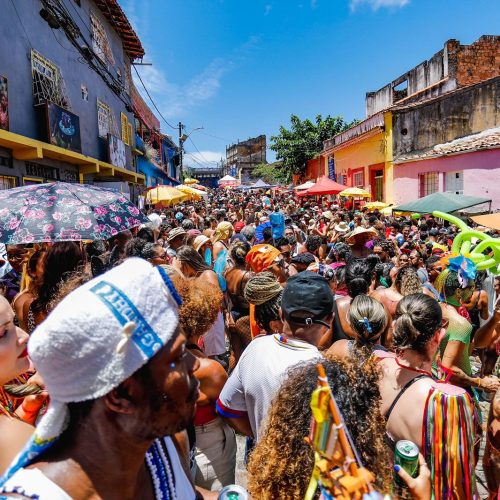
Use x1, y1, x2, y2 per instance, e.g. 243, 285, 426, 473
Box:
0, 0, 136, 182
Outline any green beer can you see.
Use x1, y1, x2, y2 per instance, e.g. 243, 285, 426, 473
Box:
395, 439, 419, 481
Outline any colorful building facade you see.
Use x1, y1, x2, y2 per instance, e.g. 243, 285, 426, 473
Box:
321, 36, 500, 207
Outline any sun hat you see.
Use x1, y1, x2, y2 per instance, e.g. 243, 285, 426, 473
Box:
167, 227, 186, 243
1, 258, 182, 484
245, 244, 281, 273
281, 271, 333, 326
193, 235, 210, 252
346, 226, 378, 244
334, 221, 350, 233
322, 210, 334, 221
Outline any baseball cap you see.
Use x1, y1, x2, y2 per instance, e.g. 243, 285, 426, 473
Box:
234, 221, 245, 233
282, 271, 333, 327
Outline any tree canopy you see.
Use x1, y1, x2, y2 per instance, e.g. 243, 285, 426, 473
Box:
251, 162, 288, 185
270, 114, 357, 182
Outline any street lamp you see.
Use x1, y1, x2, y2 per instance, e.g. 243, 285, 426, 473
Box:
178, 124, 203, 180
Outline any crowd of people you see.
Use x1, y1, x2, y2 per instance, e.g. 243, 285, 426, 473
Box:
0, 186, 499, 499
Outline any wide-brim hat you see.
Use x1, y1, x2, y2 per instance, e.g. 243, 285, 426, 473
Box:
322, 210, 334, 221
193, 235, 210, 252
346, 226, 378, 244
334, 221, 349, 233
167, 227, 186, 242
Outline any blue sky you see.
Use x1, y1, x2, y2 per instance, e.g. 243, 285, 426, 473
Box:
123, 0, 500, 169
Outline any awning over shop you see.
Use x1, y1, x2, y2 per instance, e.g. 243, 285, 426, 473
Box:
0, 129, 144, 185
394, 192, 491, 214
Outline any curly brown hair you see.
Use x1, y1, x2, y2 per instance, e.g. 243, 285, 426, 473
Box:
247, 355, 392, 499
172, 276, 223, 340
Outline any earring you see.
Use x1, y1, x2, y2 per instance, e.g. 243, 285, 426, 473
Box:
169, 362, 176, 369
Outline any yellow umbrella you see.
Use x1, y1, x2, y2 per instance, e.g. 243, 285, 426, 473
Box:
339, 187, 371, 198
184, 178, 198, 185
365, 201, 388, 210
145, 186, 188, 206
176, 184, 203, 200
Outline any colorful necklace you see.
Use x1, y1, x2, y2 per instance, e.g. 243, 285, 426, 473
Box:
145, 439, 176, 499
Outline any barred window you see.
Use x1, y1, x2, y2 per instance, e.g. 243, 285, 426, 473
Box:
419, 172, 439, 197
97, 100, 118, 139
353, 171, 364, 187
91, 12, 115, 65
0, 175, 16, 190
31, 50, 70, 108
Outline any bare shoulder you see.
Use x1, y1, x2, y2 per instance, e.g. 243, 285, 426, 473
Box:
0, 416, 34, 475
327, 339, 349, 358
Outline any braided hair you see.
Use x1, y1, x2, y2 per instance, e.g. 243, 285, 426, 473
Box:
244, 271, 283, 332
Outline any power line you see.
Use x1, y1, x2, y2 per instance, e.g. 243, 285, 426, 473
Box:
187, 136, 218, 164
132, 66, 177, 131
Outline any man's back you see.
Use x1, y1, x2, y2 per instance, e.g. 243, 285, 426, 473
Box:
218, 334, 320, 439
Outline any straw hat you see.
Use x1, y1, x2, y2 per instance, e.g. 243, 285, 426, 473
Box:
193, 235, 210, 252
334, 221, 349, 233
167, 227, 186, 243
321, 210, 334, 221
346, 226, 378, 244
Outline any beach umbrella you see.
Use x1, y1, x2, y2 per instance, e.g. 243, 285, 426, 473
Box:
176, 184, 203, 201
0, 181, 149, 244
295, 180, 315, 191
365, 201, 388, 210
305, 176, 346, 196
339, 187, 371, 198
184, 178, 198, 185
145, 185, 188, 207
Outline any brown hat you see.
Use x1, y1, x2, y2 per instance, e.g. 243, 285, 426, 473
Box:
167, 227, 186, 243
346, 226, 378, 244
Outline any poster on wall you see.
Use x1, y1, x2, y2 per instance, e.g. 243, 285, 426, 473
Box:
0, 76, 8, 131
46, 102, 82, 153
108, 134, 126, 169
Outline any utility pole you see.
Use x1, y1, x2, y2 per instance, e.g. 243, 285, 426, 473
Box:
178, 122, 184, 181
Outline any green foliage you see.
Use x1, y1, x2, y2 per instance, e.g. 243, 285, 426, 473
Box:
252, 162, 288, 185
270, 114, 357, 182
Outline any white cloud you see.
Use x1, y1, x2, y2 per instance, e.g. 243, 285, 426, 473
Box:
123, 1, 259, 125
350, 0, 410, 11
184, 150, 224, 169
264, 4, 272, 15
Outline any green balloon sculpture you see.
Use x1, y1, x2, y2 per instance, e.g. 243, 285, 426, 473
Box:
432, 211, 500, 274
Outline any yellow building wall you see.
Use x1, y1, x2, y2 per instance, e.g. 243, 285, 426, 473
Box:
384, 112, 394, 204
323, 112, 394, 203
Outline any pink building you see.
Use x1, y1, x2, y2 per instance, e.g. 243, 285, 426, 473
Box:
393, 128, 500, 210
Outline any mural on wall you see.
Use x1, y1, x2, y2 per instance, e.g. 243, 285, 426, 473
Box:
0, 76, 8, 131
108, 134, 126, 169
46, 102, 82, 153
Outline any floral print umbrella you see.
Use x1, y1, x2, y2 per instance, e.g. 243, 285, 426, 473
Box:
0, 182, 148, 244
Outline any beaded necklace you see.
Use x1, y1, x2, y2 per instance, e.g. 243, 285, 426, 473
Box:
145, 438, 176, 500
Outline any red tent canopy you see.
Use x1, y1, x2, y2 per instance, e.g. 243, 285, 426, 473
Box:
301, 176, 347, 196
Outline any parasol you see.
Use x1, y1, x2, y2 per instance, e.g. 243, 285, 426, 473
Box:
176, 184, 203, 201
183, 178, 198, 185
145, 185, 188, 207
364, 201, 388, 210
304, 176, 346, 196
295, 180, 315, 191
339, 187, 371, 198
0, 182, 148, 244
